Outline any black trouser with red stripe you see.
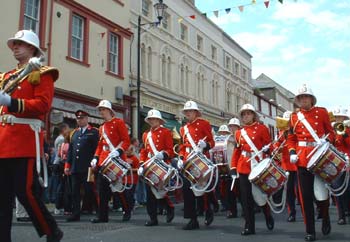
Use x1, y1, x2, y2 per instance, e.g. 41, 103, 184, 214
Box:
297, 167, 329, 235
182, 177, 214, 219
146, 185, 174, 221
286, 171, 297, 216
96, 173, 130, 220
221, 177, 238, 215
0, 158, 59, 242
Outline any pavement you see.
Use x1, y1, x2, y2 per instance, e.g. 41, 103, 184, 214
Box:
12, 203, 350, 242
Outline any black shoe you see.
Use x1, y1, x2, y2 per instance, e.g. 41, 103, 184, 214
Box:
338, 218, 346, 225
166, 207, 175, 223
16, 217, 31, 222
204, 209, 214, 226
182, 218, 199, 230
226, 212, 237, 219
66, 215, 80, 222
266, 215, 274, 230
304, 233, 316, 241
241, 228, 255, 236
90, 218, 108, 223
47, 228, 63, 242
287, 214, 296, 222
316, 213, 322, 220
213, 204, 219, 213
145, 219, 158, 226
322, 217, 331, 235
122, 212, 131, 222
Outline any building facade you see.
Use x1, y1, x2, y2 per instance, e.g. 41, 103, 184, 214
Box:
0, 0, 133, 139
129, 0, 253, 137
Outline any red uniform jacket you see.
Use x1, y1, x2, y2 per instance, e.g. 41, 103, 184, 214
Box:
0, 67, 58, 158
274, 130, 297, 171
140, 126, 174, 164
287, 107, 335, 168
179, 118, 214, 161
95, 117, 130, 166
231, 122, 271, 175
334, 127, 350, 156
125, 155, 140, 184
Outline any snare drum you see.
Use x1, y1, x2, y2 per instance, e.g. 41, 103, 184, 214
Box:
210, 135, 234, 176
100, 156, 130, 183
249, 158, 288, 197
142, 157, 174, 191
183, 151, 213, 186
307, 142, 347, 184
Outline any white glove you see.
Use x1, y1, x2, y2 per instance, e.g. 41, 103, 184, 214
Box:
28, 57, 42, 70
262, 144, 270, 153
110, 149, 120, 157
0, 91, 11, 106
177, 159, 184, 169
317, 139, 327, 146
198, 139, 207, 150
290, 154, 298, 164
137, 167, 144, 176
90, 158, 98, 167
155, 151, 164, 160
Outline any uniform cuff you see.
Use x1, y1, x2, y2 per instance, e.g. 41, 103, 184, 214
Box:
8, 98, 25, 113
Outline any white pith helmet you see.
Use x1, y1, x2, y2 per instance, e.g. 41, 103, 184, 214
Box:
7, 30, 44, 57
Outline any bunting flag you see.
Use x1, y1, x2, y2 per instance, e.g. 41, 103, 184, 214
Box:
264, 1, 270, 8
213, 10, 219, 17
175, 0, 298, 23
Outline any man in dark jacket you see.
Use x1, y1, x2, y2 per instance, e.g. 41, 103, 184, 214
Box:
64, 110, 99, 222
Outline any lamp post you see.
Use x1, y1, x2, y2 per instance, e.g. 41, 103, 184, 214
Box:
137, 0, 168, 142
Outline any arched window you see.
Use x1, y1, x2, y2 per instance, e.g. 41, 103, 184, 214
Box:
180, 64, 184, 92
161, 54, 166, 86
141, 44, 146, 78
185, 66, 189, 94
147, 46, 152, 80
167, 56, 171, 88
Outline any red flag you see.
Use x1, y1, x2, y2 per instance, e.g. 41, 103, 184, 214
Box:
238, 6, 244, 12
264, 1, 270, 8
189, 15, 196, 19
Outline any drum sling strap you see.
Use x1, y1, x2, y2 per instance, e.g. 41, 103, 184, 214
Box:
241, 128, 262, 169
146, 130, 159, 155
102, 125, 122, 152
297, 112, 321, 143
184, 125, 199, 152
0, 114, 47, 187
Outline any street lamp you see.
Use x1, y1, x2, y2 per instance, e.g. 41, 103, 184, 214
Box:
137, 0, 168, 142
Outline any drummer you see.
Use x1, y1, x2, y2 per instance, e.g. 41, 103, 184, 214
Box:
331, 107, 350, 225
230, 104, 274, 236
138, 109, 175, 226
228, 117, 241, 135
215, 124, 238, 218
287, 84, 334, 241
178, 100, 215, 230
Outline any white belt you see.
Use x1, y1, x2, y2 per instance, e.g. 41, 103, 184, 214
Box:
298, 141, 318, 147
242, 151, 252, 157
0, 114, 47, 187
185, 147, 193, 154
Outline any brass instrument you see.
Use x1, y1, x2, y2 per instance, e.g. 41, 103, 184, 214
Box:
328, 112, 336, 123
276, 116, 289, 130
333, 122, 346, 135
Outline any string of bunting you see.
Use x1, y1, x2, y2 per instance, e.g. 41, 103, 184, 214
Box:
177, 0, 297, 23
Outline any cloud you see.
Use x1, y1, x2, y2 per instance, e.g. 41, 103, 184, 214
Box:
280, 45, 314, 61
209, 12, 240, 26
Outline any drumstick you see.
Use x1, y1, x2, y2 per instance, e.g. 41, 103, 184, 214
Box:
306, 134, 330, 159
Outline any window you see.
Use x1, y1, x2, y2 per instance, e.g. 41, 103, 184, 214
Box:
225, 56, 231, 69
162, 13, 170, 30
180, 64, 184, 92
197, 35, 203, 52
185, 66, 189, 94
23, 0, 40, 33
108, 33, 120, 74
242, 68, 247, 80
71, 14, 85, 61
180, 23, 188, 42
142, 0, 150, 17
140, 44, 146, 78
167, 57, 171, 88
234, 62, 240, 76
161, 54, 166, 86
147, 47, 152, 80
211, 45, 217, 61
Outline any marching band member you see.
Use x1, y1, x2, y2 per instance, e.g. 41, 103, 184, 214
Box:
138, 109, 175, 226
90, 100, 131, 223
215, 124, 238, 218
0, 30, 62, 241
274, 111, 298, 222
287, 84, 335, 241
331, 107, 350, 225
178, 101, 215, 230
124, 145, 140, 215
230, 104, 274, 236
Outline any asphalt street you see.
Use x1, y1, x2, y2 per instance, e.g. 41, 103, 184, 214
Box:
11, 203, 350, 242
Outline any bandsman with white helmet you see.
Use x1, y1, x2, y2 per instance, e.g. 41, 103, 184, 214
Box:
286, 84, 335, 241
138, 109, 175, 226
230, 103, 274, 236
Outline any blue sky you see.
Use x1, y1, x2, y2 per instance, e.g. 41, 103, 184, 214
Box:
195, 0, 350, 110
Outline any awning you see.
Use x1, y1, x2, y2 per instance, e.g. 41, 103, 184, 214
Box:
60, 111, 104, 125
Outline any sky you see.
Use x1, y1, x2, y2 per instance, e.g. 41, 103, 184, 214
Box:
195, 0, 350, 110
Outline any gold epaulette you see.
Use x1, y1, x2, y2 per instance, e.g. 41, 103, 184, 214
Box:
328, 111, 335, 122
276, 116, 289, 130
27, 66, 59, 85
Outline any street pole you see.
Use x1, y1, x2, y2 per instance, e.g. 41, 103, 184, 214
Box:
137, 15, 141, 142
